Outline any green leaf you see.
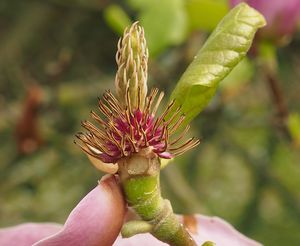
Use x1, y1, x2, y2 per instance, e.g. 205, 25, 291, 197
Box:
103, 4, 132, 35
169, 3, 266, 126
127, 0, 187, 57
186, 0, 228, 32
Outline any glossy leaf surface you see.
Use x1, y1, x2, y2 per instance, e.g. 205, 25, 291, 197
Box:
170, 3, 266, 126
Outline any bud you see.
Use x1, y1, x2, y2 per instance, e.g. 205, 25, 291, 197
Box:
230, 0, 300, 44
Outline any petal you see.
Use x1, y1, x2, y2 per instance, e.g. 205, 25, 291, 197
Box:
113, 214, 262, 246
191, 215, 262, 246
0, 223, 62, 246
157, 152, 173, 159
0, 175, 125, 246
34, 175, 125, 246
87, 154, 118, 174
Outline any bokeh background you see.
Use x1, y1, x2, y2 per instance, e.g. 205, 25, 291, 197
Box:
1, 0, 300, 245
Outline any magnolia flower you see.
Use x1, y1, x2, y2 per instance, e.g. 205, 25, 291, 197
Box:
76, 23, 199, 167
74, 23, 201, 245
230, 0, 300, 43
72, 12, 266, 244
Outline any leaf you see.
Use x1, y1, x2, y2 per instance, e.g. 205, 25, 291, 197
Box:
169, 3, 266, 126
186, 0, 229, 32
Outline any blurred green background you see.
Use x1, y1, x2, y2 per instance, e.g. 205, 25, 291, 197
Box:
1, 0, 300, 245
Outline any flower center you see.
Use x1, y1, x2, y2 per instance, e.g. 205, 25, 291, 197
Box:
76, 88, 199, 164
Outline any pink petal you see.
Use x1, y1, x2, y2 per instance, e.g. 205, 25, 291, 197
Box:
0, 178, 261, 246
0, 175, 125, 246
229, 0, 300, 38
191, 215, 262, 246
34, 175, 125, 246
0, 223, 62, 246
113, 214, 262, 246
157, 152, 173, 159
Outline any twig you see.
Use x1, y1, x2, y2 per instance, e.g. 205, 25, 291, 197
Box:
265, 70, 291, 140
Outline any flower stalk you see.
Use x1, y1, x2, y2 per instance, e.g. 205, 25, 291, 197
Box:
118, 154, 196, 246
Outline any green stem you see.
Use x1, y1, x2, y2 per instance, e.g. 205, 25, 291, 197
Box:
118, 154, 196, 246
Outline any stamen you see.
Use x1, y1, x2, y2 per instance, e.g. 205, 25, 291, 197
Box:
120, 136, 126, 153
125, 134, 138, 152
140, 127, 148, 146
133, 116, 141, 137
77, 87, 199, 164
159, 123, 167, 141
152, 91, 164, 115
169, 137, 195, 151
98, 100, 113, 119
169, 115, 185, 134
153, 100, 176, 131
125, 107, 134, 139
160, 127, 169, 152
78, 133, 113, 157
81, 121, 110, 141
106, 91, 123, 110
165, 106, 181, 126
170, 125, 190, 145
103, 92, 123, 117
75, 133, 88, 144
170, 139, 200, 156
145, 88, 158, 114
89, 135, 110, 154
75, 140, 101, 160
106, 131, 124, 155
90, 111, 109, 128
